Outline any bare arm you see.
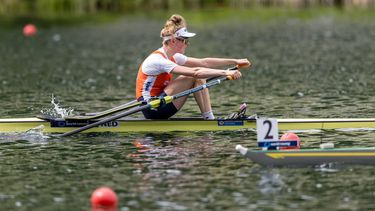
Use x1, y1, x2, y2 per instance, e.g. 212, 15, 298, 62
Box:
184, 57, 251, 68
171, 65, 242, 79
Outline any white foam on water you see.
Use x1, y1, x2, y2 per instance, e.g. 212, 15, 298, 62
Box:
336, 128, 375, 132
0, 125, 50, 143
286, 129, 323, 133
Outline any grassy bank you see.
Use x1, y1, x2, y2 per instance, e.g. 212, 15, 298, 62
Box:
151, 7, 375, 26
1, 7, 375, 28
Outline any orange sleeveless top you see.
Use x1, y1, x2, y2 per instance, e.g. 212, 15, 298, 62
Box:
135, 50, 176, 99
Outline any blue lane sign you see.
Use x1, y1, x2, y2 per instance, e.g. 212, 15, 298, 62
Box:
258, 140, 298, 148
217, 120, 244, 126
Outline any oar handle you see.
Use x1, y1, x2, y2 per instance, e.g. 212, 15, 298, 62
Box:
226, 63, 249, 80
228, 66, 239, 71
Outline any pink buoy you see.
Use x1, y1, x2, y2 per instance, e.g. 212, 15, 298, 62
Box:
279, 132, 301, 150
23, 24, 37, 37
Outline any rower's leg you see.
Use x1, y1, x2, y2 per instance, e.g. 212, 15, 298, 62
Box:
164, 76, 214, 119
164, 75, 196, 110
192, 79, 214, 117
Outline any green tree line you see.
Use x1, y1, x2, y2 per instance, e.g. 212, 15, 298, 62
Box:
1, 0, 374, 17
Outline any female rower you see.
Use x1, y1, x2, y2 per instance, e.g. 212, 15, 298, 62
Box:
136, 14, 250, 120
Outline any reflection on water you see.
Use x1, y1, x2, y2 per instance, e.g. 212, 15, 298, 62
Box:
258, 170, 286, 195
1, 17, 375, 210
0, 129, 374, 210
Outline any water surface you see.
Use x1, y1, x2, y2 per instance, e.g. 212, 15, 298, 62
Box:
1, 16, 375, 210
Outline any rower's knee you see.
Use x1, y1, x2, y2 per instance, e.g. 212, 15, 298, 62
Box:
178, 76, 204, 87
194, 78, 206, 86
177, 75, 196, 83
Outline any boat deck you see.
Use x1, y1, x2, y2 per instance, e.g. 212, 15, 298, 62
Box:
0, 117, 375, 133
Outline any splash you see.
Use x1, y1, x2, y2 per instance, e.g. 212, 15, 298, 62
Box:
40, 94, 74, 118
0, 125, 49, 143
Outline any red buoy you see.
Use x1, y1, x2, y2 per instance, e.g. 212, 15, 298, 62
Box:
23, 24, 37, 37
91, 187, 118, 211
279, 132, 301, 150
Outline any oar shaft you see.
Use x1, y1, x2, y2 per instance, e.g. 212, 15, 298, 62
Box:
59, 104, 150, 137
84, 100, 138, 116
173, 66, 240, 99
173, 76, 228, 99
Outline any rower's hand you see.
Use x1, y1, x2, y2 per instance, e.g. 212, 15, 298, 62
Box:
236, 59, 251, 69
226, 70, 242, 80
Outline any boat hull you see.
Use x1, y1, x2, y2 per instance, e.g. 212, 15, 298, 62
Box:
0, 117, 375, 133
237, 145, 375, 166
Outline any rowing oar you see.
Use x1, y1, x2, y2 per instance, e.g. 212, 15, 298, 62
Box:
65, 99, 143, 121
59, 65, 246, 137
84, 99, 138, 116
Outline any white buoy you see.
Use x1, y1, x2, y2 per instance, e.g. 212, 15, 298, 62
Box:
320, 142, 334, 149
235, 145, 248, 155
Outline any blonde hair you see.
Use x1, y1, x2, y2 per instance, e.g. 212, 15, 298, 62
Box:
160, 14, 187, 39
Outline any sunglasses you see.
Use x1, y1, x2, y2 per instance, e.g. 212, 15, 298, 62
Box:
176, 37, 189, 45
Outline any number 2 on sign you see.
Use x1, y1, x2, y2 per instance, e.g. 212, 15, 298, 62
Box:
256, 118, 278, 142
263, 120, 274, 139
